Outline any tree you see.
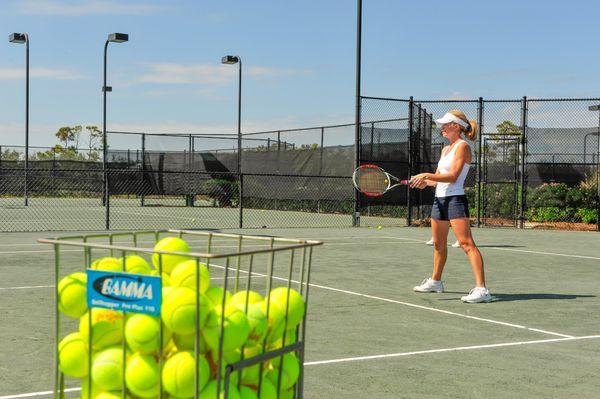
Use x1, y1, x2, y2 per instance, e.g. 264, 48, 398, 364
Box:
488, 121, 521, 163
85, 125, 102, 161
72, 125, 82, 150
55, 126, 75, 148
1, 148, 20, 161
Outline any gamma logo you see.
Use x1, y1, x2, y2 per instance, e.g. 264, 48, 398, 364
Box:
93, 274, 154, 302
87, 269, 161, 316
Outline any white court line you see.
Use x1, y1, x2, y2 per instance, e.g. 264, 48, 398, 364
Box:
0, 285, 53, 291
304, 334, 600, 366
481, 247, 600, 261
383, 235, 600, 260
5, 335, 600, 399
0, 388, 80, 399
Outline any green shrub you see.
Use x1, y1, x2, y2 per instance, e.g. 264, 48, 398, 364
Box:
526, 183, 568, 209
203, 179, 238, 207
525, 207, 568, 222
575, 208, 598, 224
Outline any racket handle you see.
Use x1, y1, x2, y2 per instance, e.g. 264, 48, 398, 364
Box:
400, 179, 410, 185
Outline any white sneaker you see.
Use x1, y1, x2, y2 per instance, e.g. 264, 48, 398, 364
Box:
452, 240, 461, 248
425, 238, 434, 246
413, 278, 444, 293
461, 287, 492, 303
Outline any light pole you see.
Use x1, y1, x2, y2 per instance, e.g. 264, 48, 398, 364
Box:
9, 32, 29, 206
589, 105, 600, 232
221, 55, 243, 228
354, 0, 362, 227
103, 33, 128, 230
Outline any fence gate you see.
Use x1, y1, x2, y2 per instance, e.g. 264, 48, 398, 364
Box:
482, 135, 521, 227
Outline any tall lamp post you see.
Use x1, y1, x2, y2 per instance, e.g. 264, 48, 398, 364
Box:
103, 33, 128, 230
9, 32, 29, 206
221, 55, 243, 228
589, 105, 600, 232
354, 0, 362, 227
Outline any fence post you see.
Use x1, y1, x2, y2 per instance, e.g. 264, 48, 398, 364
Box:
186, 134, 194, 207
318, 127, 325, 213
519, 96, 528, 229
370, 122, 374, 159
407, 97, 414, 227
596, 111, 600, 232
277, 131, 281, 151
238, 134, 243, 229
141, 133, 145, 207
477, 97, 484, 227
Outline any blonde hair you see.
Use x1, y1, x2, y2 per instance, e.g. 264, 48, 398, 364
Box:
448, 110, 478, 140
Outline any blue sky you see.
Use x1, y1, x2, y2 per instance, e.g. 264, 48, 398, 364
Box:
1, 0, 599, 147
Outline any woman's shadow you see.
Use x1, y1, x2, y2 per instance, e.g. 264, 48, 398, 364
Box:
441, 292, 595, 302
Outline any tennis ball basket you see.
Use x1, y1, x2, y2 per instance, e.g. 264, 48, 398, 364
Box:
39, 230, 323, 399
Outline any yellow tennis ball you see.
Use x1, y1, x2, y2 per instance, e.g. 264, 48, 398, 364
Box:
239, 378, 277, 399
161, 287, 210, 335
120, 255, 152, 275
170, 260, 211, 293
207, 349, 241, 386
94, 392, 130, 399
58, 332, 89, 378
229, 290, 263, 309
267, 328, 297, 351
235, 303, 267, 348
265, 353, 300, 391
205, 286, 232, 308
258, 301, 286, 344
377, 225, 382, 230
57, 272, 88, 318
79, 308, 124, 350
277, 386, 296, 399
268, 288, 305, 330
92, 257, 122, 272
91, 347, 125, 391
152, 270, 172, 286
80, 378, 102, 399
238, 345, 264, 386
200, 380, 241, 399
125, 314, 172, 354
173, 332, 208, 353
204, 305, 250, 352
162, 351, 210, 397
125, 352, 160, 398
152, 237, 192, 274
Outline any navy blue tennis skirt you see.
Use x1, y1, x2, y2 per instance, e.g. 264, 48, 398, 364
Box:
431, 195, 469, 221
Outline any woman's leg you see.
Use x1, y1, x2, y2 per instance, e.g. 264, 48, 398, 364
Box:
431, 219, 450, 280
450, 217, 485, 287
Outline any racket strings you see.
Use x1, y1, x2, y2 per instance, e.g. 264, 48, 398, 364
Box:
356, 168, 388, 194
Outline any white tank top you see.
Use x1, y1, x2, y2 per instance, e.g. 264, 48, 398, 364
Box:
435, 140, 470, 198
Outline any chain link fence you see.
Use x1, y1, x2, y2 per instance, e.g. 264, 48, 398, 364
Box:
1, 97, 598, 231
360, 97, 600, 231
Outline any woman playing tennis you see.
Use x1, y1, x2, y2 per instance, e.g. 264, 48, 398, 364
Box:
410, 110, 491, 303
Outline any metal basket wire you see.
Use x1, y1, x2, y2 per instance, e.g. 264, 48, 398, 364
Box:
39, 229, 322, 399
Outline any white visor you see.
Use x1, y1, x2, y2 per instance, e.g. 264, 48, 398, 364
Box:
435, 113, 469, 129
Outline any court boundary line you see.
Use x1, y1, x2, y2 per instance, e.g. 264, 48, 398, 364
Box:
304, 334, 600, 366
4, 335, 600, 399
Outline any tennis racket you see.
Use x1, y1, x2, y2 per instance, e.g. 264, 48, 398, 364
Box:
352, 164, 411, 197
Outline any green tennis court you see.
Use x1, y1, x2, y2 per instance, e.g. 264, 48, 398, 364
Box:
1, 226, 598, 399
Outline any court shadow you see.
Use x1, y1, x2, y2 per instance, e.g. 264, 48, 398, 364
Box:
439, 292, 595, 302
